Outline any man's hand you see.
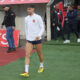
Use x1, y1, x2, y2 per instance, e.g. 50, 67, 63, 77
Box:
57, 27, 60, 31
52, 23, 56, 27
35, 36, 40, 40
1, 25, 3, 29
12, 26, 15, 31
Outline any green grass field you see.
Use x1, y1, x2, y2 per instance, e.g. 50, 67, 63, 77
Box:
0, 34, 80, 80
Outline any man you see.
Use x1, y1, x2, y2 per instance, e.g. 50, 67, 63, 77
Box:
1, 5, 16, 53
51, 5, 58, 40
77, 5, 80, 33
64, 5, 80, 44
20, 5, 44, 77
51, 4, 65, 40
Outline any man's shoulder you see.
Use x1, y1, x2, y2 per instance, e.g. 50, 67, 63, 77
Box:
10, 10, 15, 16
34, 13, 42, 19
73, 10, 77, 12
25, 16, 29, 20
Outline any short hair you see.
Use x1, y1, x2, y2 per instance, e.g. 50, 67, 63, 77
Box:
27, 5, 35, 8
2, 5, 11, 8
68, 5, 74, 8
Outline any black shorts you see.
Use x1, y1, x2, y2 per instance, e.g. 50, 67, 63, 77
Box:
27, 40, 42, 45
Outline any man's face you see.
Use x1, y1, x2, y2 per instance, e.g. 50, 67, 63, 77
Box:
27, 8, 34, 15
3, 7, 9, 11
78, 5, 80, 9
55, 4, 59, 9
68, 6, 73, 11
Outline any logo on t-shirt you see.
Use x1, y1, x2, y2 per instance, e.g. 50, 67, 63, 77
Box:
32, 19, 36, 23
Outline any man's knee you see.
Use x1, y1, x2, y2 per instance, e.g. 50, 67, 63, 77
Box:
37, 48, 42, 56
25, 53, 30, 58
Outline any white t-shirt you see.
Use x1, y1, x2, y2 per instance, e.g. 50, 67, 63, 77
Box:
25, 13, 44, 41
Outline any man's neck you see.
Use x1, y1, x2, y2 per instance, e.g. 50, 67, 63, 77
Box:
30, 12, 34, 16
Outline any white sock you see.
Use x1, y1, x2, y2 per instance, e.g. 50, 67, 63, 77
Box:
25, 65, 29, 73
40, 62, 44, 68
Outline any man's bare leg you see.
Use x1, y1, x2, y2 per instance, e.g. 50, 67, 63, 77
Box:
36, 43, 43, 63
36, 43, 44, 73
25, 42, 33, 73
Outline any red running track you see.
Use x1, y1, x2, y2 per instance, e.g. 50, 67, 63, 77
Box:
0, 48, 36, 66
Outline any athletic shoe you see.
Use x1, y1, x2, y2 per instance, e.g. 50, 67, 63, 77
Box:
77, 39, 80, 43
20, 72, 29, 77
38, 67, 44, 73
12, 48, 16, 51
7, 48, 12, 53
64, 40, 70, 44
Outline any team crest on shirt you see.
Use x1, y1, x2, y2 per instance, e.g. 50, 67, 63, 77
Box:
32, 19, 36, 23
